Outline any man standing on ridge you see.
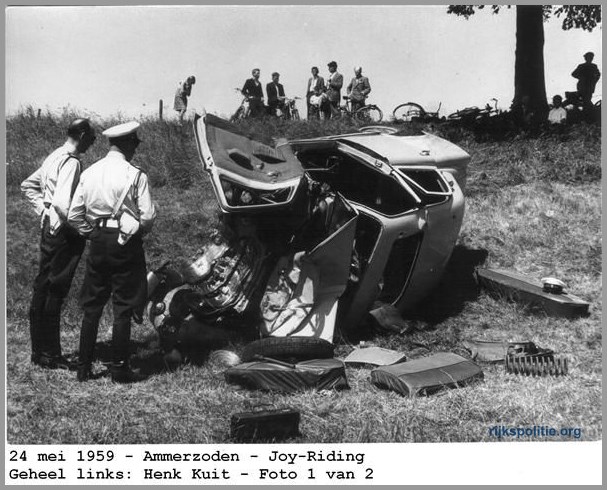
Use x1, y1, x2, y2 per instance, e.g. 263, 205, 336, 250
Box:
266, 72, 286, 117
346, 66, 371, 112
322, 61, 343, 119
21, 118, 96, 370
306, 66, 325, 119
241, 68, 265, 118
174, 76, 196, 125
571, 52, 601, 111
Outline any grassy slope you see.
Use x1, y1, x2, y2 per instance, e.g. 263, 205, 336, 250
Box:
5, 113, 602, 443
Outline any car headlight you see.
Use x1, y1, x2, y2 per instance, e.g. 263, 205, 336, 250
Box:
151, 302, 166, 316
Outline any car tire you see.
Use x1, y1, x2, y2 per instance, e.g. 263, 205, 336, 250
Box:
241, 336, 335, 363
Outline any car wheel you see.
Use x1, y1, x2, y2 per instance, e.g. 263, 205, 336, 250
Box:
241, 336, 334, 363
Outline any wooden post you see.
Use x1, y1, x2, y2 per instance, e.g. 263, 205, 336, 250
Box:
159, 99, 163, 120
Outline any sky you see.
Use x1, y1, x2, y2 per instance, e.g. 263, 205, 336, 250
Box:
5, 5, 603, 122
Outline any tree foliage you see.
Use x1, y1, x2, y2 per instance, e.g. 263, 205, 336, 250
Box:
447, 5, 601, 31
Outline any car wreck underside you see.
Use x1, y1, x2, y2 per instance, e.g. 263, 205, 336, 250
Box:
147, 113, 469, 358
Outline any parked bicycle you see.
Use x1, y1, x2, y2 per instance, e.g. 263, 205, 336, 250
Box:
392, 102, 442, 123
339, 96, 383, 122
230, 88, 251, 122
448, 98, 499, 122
275, 96, 301, 121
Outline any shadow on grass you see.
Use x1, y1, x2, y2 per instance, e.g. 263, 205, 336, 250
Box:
407, 245, 488, 326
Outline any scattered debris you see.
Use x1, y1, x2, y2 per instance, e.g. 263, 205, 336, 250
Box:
230, 408, 301, 442
208, 350, 241, 368
241, 336, 334, 363
225, 358, 349, 393
463, 339, 510, 363
343, 346, 407, 367
371, 352, 483, 396
475, 268, 590, 318
368, 303, 412, 334
504, 342, 568, 377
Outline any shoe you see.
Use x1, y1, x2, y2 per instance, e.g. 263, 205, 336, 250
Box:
110, 363, 147, 384
32, 354, 74, 371
77, 366, 92, 382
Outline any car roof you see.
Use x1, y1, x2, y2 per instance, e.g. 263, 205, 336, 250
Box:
331, 132, 470, 167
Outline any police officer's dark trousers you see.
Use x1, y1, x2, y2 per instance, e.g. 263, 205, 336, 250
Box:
29, 217, 86, 360
78, 228, 147, 369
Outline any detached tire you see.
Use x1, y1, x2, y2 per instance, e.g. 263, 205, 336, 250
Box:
242, 337, 334, 363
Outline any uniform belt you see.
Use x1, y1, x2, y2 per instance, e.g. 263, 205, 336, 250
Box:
97, 218, 120, 229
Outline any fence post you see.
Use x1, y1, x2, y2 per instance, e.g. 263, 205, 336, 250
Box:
159, 99, 163, 120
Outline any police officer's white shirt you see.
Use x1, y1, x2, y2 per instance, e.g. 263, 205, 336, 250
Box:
20, 141, 81, 235
68, 150, 156, 237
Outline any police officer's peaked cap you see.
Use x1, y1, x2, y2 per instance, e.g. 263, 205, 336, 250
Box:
67, 118, 93, 137
102, 121, 140, 139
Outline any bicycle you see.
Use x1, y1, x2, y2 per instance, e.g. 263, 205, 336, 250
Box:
448, 98, 499, 122
275, 96, 301, 121
339, 96, 383, 123
392, 102, 441, 123
230, 88, 251, 122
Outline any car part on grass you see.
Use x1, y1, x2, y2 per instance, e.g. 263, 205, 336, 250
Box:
343, 346, 407, 367
504, 342, 568, 377
370, 352, 483, 397
241, 336, 334, 363
225, 358, 349, 393
208, 350, 242, 368
462, 339, 511, 363
368, 302, 411, 334
505, 355, 568, 377
230, 408, 301, 442
475, 268, 590, 318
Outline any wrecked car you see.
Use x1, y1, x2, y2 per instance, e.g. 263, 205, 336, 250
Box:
146, 112, 470, 359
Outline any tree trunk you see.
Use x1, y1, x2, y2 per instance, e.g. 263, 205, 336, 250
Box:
512, 5, 548, 118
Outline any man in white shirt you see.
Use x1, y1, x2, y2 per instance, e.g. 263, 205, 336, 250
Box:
21, 118, 96, 369
306, 66, 325, 119
69, 121, 156, 383
548, 95, 567, 125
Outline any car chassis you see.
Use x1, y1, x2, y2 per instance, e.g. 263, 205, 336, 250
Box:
146, 112, 470, 358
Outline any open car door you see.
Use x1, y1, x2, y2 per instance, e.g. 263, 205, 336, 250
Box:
194, 111, 305, 213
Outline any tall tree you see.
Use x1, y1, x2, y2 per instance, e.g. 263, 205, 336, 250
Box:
447, 5, 601, 117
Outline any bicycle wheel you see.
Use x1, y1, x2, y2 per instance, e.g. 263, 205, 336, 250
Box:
355, 105, 383, 123
392, 102, 424, 122
448, 107, 480, 120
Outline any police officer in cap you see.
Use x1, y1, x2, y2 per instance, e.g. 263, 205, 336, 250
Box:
68, 121, 156, 383
21, 118, 96, 369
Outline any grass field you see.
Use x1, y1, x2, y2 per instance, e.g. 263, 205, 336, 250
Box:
5, 110, 602, 444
